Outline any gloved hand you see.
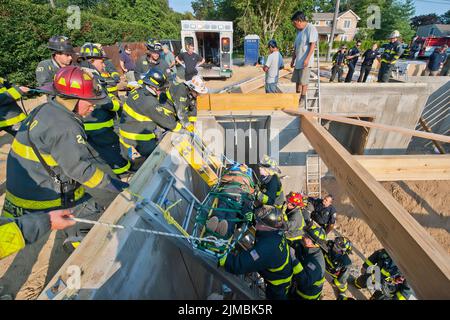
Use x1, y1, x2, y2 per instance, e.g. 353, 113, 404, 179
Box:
218, 253, 228, 267
105, 179, 130, 193
243, 211, 253, 222
186, 123, 195, 133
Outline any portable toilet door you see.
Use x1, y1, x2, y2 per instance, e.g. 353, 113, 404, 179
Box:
244, 35, 260, 65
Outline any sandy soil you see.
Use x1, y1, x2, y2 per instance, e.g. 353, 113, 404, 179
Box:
319, 176, 450, 300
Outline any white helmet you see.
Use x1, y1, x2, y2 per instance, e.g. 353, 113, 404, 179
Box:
389, 30, 401, 39
184, 75, 208, 94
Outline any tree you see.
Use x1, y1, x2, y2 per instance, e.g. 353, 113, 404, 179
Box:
192, 0, 216, 19
411, 14, 442, 29
373, 0, 415, 41
441, 10, 450, 24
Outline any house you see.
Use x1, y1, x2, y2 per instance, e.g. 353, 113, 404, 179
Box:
312, 10, 361, 42
417, 24, 450, 38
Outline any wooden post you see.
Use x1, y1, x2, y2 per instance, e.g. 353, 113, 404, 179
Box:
301, 115, 450, 299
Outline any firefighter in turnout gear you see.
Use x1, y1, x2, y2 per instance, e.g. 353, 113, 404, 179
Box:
119, 68, 183, 158
0, 77, 28, 136
135, 39, 170, 79
219, 205, 303, 300
36, 35, 74, 86
78, 43, 130, 175
291, 228, 326, 300
324, 236, 353, 294
161, 75, 208, 129
282, 192, 307, 244
354, 248, 413, 300
3, 66, 128, 252
256, 155, 284, 208
378, 30, 405, 83
93, 44, 121, 84
0, 209, 75, 259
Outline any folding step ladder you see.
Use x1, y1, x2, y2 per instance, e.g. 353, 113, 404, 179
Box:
306, 154, 321, 198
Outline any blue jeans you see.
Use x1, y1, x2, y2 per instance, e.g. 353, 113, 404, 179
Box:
265, 82, 281, 93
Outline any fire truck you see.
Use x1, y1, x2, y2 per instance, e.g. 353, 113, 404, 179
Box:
411, 36, 450, 58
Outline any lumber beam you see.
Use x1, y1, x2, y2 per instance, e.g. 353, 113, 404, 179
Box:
354, 155, 450, 181
419, 117, 446, 154
300, 115, 450, 299
198, 93, 299, 111
285, 109, 450, 144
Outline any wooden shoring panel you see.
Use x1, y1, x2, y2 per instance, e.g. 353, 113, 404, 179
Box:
354, 155, 450, 181
197, 93, 299, 111
301, 115, 450, 299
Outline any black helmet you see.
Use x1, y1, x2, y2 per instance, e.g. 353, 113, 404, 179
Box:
79, 43, 108, 60
48, 35, 74, 54
333, 236, 353, 255
146, 38, 162, 53
255, 205, 284, 229
140, 68, 168, 90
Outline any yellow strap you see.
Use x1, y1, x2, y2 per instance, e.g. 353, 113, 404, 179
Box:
396, 291, 406, 300
381, 268, 391, 277
83, 168, 105, 188
364, 259, 374, 267
123, 103, 153, 122
11, 139, 58, 166
112, 161, 131, 175
84, 119, 115, 131
5, 187, 85, 210
7, 87, 22, 100
111, 98, 121, 112
188, 116, 197, 122
111, 72, 120, 78
293, 261, 304, 275
0, 222, 26, 259
0, 113, 26, 128
296, 289, 321, 300
119, 129, 156, 141
119, 137, 132, 149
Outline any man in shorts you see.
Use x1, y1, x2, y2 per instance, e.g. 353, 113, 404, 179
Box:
290, 11, 318, 109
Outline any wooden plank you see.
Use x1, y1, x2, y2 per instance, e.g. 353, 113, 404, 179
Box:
285, 109, 450, 144
198, 93, 299, 111
38, 134, 175, 299
419, 117, 446, 154
300, 115, 450, 299
239, 69, 292, 93
355, 155, 450, 181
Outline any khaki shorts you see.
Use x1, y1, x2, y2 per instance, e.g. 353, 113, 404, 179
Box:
291, 68, 311, 85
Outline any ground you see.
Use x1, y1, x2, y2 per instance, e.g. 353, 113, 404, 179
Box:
0, 65, 448, 300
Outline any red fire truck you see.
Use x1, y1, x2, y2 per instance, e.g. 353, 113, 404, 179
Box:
411, 36, 450, 58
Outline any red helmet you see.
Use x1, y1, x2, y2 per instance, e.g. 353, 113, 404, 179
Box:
39, 66, 109, 104
286, 192, 304, 207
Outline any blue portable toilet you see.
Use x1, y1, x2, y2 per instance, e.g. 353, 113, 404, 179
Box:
244, 35, 260, 65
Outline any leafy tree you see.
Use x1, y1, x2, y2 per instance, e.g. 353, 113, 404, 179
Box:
441, 10, 450, 24
192, 0, 216, 19
411, 14, 442, 29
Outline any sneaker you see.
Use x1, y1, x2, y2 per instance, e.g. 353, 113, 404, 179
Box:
206, 216, 219, 233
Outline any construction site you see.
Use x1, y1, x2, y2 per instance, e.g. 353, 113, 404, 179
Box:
0, 48, 448, 301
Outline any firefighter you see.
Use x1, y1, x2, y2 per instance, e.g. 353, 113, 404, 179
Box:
282, 192, 307, 244
256, 155, 284, 208
377, 30, 405, 83
93, 43, 121, 84
0, 209, 75, 260
329, 45, 347, 83
353, 248, 413, 300
219, 205, 303, 300
308, 194, 336, 234
162, 75, 208, 129
36, 35, 74, 86
0, 77, 28, 136
119, 68, 184, 159
134, 38, 170, 79
77, 43, 130, 176
3, 66, 128, 252
324, 236, 353, 294
291, 227, 326, 300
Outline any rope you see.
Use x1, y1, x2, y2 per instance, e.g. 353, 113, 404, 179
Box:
70, 217, 230, 247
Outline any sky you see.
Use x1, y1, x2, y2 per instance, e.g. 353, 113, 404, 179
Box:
168, 0, 450, 16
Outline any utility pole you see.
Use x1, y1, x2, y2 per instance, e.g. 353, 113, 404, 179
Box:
326, 0, 340, 61
49, 0, 56, 8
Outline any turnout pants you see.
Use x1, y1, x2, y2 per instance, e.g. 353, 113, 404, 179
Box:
378, 62, 394, 83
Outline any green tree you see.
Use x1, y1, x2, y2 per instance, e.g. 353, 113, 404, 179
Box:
441, 10, 450, 24
411, 14, 442, 29
192, 0, 216, 19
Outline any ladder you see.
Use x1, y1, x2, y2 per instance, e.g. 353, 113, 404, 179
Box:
306, 45, 321, 113
306, 154, 321, 198
305, 44, 322, 198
